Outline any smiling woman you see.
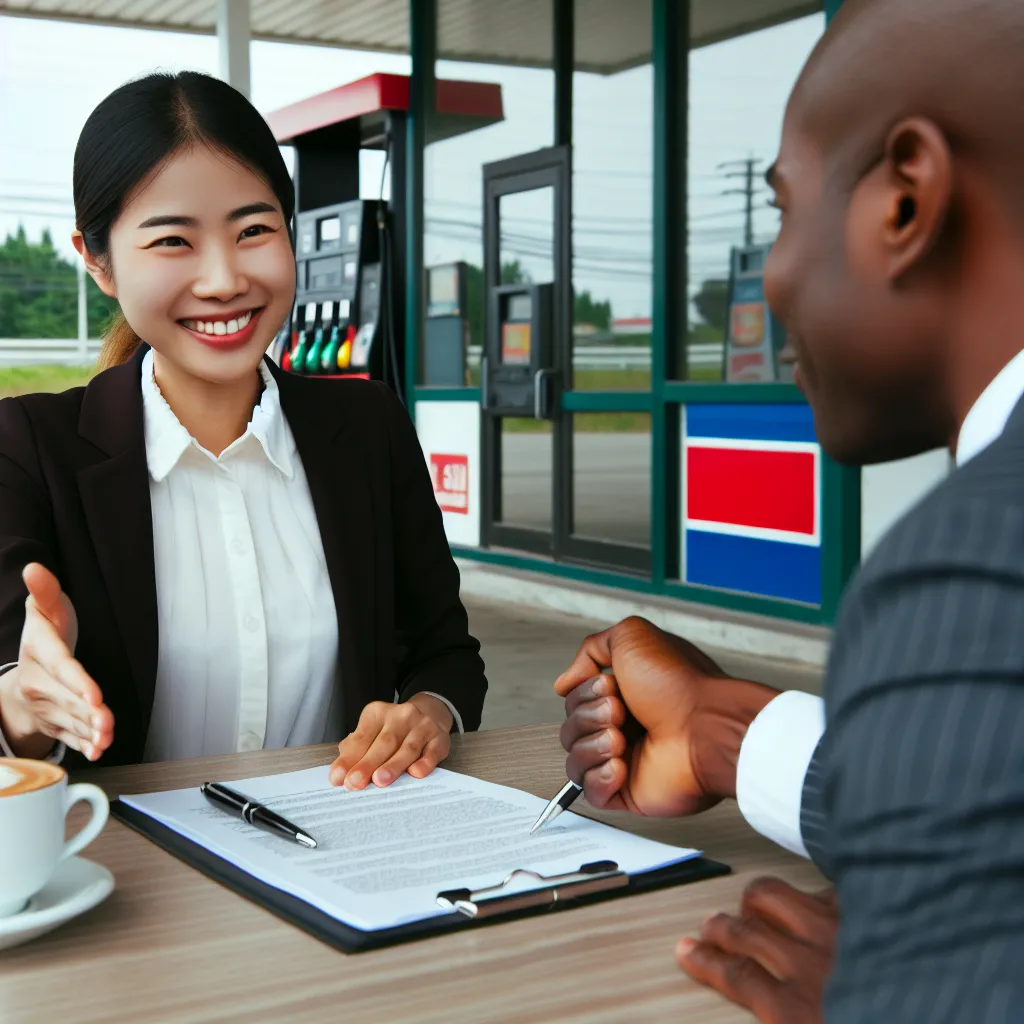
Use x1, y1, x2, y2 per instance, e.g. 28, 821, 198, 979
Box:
0, 71, 487, 785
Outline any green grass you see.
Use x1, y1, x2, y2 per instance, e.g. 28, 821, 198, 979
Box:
0, 365, 96, 399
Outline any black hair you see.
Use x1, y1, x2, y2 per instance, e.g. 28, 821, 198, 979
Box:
73, 71, 294, 369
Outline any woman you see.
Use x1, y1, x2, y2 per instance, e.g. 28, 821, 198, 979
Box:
0, 71, 487, 789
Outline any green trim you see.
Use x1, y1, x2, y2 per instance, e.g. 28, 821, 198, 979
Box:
664, 381, 806, 404
819, 454, 861, 620
405, 0, 436, 419
824, 0, 844, 21
414, 387, 481, 402
561, 391, 653, 412
452, 546, 828, 625
650, 0, 687, 588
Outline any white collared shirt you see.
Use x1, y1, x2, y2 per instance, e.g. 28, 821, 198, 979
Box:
141, 349, 343, 761
0, 351, 461, 763
736, 348, 1024, 857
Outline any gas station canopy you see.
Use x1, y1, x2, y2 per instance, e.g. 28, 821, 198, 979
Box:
0, 0, 822, 73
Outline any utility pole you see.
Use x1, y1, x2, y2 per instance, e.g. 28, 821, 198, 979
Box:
719, 157, 765, 247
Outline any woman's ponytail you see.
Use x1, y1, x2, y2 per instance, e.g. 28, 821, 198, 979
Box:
96, 310, 141, 372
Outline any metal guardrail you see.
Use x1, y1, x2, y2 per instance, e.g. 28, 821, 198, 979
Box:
467, 343, 723, 370
0, 339, 101, 366
0, 340, 724, 371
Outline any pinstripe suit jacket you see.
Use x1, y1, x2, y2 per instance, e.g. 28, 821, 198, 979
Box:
800, 399, 1024, 1022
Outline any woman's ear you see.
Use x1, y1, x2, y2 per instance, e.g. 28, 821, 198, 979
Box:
71, 230, 117, 298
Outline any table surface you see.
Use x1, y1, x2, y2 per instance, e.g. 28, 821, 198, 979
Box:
0, 725, 824, 1024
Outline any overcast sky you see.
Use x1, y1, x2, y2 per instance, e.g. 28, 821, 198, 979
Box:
0, 11, 822, 322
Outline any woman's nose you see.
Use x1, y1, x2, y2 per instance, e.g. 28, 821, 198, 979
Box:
193, 244, 247, 301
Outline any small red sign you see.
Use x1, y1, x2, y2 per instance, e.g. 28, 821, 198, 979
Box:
429, 453, 469, 514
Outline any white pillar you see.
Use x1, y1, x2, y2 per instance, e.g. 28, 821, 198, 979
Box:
217, 0, 251, 99
77, 260, 88, 363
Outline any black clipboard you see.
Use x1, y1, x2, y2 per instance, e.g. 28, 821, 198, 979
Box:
111, 799, 730, 954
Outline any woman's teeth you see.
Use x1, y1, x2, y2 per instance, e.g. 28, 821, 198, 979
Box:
181, 310, 255, 335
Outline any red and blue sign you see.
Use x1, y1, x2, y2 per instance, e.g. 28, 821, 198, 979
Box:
682, 404, 821, 605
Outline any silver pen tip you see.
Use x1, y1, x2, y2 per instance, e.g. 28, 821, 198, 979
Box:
297, 833, 317, 849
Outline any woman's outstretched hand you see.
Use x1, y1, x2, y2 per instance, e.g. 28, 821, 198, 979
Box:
0, 563, 114, 761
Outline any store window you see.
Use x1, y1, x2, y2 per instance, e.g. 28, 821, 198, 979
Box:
679, 13, 824, 382
423, 0, 555, 386
571, 0, 653, 392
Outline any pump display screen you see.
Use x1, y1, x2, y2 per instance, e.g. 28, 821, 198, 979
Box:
318, 217, 341, 245
428, 265, 460, 316
507, 294, 532, 322
501, 322, 531, 365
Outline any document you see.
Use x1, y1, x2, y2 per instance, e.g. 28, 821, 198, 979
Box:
121, 767, 701, 932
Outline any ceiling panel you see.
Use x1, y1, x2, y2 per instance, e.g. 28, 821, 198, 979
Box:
0, 0, 822, 70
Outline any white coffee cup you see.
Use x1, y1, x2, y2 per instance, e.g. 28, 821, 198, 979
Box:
0, 758, 109, 918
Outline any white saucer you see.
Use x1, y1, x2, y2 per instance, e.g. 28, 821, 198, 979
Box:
0, 857, 114, 952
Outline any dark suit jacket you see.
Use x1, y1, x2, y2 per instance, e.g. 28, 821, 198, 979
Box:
0, 349, 487, 771
800, 401, 1024, 1021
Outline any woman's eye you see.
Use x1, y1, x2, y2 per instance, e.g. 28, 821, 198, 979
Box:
149, 236, 189, 248
239, 224, 273, 240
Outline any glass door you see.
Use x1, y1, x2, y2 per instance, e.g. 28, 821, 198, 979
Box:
480, 148, 570, 556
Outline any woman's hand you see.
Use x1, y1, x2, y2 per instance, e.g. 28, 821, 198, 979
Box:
0, 563, 115, 761
329, 694, 453, 789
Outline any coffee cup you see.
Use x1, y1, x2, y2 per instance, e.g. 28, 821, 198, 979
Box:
0, 758, 109, 918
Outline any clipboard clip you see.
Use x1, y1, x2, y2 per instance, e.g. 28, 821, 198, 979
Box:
436, 860, 627, 919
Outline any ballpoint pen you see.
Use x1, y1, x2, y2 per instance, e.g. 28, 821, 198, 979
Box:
200, 782, 318, 849
530, 668, 615, 835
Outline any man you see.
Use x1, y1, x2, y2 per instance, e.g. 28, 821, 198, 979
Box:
558, 0, 1024, 1020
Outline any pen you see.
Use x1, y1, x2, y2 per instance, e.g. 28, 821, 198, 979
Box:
200, 782, 317, 849
530, 779, 583, 835
530, 667, 615, 835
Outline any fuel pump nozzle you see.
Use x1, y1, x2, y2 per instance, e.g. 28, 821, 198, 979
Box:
304, 300, 334, 374
290, 301, 319, 375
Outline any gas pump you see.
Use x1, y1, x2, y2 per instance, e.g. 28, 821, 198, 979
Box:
722, 243, 793, 384
284, 199, 381, 381
266, 73, 504, 399
481, 283, 555, 418
423, 262, 469, 387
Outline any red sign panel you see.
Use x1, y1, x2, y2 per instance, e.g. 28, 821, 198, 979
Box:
686, 447, 816, 536
429, 453, 469, 514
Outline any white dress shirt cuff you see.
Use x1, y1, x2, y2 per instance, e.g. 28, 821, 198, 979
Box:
735, 689, 824, 859
0, 663, 66, 765
416, 692, 465, 734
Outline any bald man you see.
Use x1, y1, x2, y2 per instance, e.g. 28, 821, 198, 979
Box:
557, 1, 1024, 1021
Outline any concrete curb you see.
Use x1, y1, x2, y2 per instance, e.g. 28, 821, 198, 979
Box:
456, 559, 830, 668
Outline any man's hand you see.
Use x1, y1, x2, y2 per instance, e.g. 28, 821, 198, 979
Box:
677, 878, 837, 1024
555, 617, 779, 816
329, 694, 453, 789
0, 563, 114, 761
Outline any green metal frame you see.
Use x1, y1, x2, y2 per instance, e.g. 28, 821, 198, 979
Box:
405, 0, 435, 418
409, 0, 859, 625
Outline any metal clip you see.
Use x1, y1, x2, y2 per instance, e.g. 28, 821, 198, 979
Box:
436, 860, 625, 919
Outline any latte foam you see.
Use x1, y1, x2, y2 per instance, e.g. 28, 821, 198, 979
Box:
0, 758, 64, 797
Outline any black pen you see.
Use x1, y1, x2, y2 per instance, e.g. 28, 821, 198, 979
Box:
530, 667, 615, 835
200, 782, 317, 849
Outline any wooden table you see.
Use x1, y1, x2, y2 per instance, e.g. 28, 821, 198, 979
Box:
0, 725, 824, 1023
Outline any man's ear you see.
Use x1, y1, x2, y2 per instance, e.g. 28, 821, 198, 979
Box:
880, 117, 953, 281
71, 231, 117, 298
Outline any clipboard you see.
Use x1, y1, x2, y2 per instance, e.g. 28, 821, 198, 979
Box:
111, 799, 730, 954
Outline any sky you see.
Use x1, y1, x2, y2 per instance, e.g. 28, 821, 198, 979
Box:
0, 10, 823, 323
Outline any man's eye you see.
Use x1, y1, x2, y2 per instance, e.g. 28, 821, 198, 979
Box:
239, 224, 273, 240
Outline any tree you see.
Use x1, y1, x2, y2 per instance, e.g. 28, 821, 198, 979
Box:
0, 227, 117, 338
573, 289, 611, 330
500, 259, 530, 285
693, 278, 729, 336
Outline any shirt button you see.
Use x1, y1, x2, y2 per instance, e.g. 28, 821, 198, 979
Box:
232, 538, 245, 556
245, 615, 260, 632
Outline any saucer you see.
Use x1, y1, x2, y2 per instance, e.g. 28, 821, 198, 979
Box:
0, 857, 114, 952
